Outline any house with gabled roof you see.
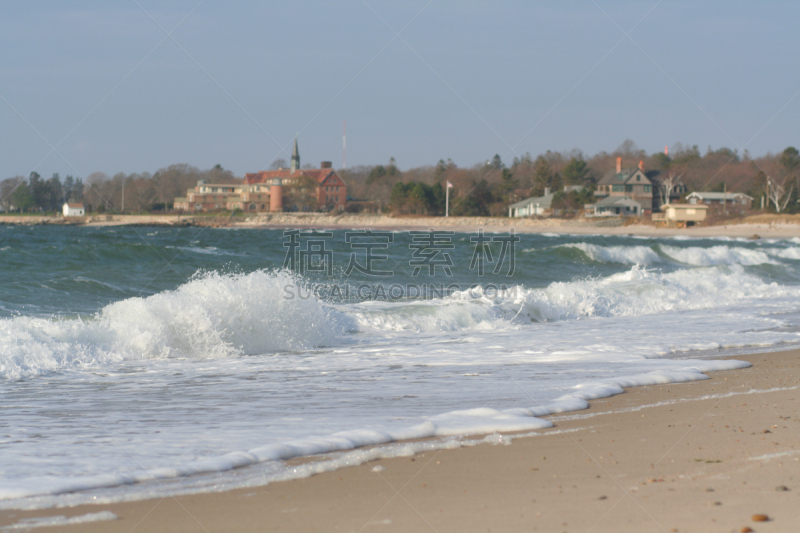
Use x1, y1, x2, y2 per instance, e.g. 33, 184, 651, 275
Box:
595, 158, 655, 213
62, 203, 85, 217
596, 158, 686, 212
584, 195, 644, 217
686, 191, 753, 207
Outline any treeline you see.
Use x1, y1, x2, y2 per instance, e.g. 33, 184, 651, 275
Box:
3, 140, 800, 216
0, 173, 84, 212
0, 164, 236, 213
341, 140, 800, 215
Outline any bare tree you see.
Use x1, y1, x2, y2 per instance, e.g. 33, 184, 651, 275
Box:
0, 176, 26, 211
659, 172, 683, 207
766, 176, 793, 213
269, 158, 287, 170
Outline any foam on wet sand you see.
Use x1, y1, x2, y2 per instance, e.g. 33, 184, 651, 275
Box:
3, 349, 798, 533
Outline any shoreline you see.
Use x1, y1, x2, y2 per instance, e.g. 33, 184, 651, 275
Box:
2, 349, 798, 532
2, 213, 800, 238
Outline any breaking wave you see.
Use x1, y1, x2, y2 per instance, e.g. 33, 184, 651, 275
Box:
347, 264, 790, 332
558, 243, 780, 267
0, 270, 350, 380
2, 261, 796, 380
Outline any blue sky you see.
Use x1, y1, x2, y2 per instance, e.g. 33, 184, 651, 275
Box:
1, 1, 798, 179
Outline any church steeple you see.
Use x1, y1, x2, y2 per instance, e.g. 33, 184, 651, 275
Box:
290, 137, 300, 172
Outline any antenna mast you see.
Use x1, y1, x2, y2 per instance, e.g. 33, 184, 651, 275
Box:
343, 120, 346, 170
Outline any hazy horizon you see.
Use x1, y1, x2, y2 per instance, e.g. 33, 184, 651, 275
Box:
2, 1, 798, 179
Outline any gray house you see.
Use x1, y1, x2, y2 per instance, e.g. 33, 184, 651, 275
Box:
686, 192, 753, 208
508, 186, 584, 218
585, 196, 644, 217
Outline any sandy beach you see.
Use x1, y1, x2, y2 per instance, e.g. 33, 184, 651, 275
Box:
2, 349, 797, 532
3, 212, 800, 239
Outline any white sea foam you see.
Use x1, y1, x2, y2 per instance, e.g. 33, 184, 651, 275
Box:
558, 242, 776, 267
766, 247, 800, 260
0, 270, 350, 380
1, 264, 789, 381
0, 359, 748, 503
351, 264, 789, 332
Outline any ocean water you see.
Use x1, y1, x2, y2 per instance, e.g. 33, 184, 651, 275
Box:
2, 225, 800, 509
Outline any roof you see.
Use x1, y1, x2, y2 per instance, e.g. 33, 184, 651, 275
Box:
244, 168, 338, 185
598, 168, 658, 186
64, 203, 84, 208
662, 203, 708, 210
508, 186, 584, 209
588, 196, 644, 208
686, 192, 753, 200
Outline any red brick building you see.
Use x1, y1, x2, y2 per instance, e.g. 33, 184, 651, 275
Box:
244, 139, 346, 211
174, 139, 346, 213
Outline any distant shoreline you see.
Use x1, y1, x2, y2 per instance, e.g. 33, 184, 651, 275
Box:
2, 213, 800, 238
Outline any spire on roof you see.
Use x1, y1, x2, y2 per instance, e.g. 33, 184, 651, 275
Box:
290, 137, 300, 172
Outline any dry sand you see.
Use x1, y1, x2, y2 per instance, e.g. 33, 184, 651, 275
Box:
4, 212, 800, 238
2, 349, 799, 532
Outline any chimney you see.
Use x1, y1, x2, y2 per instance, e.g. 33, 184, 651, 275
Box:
616, 157, 622, 173
665, 145, 669, 156
544, 187, 551, 196
638, 160, 644, 171
320, 161, 332, 169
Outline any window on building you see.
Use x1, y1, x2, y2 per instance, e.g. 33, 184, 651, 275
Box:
612, 184, 624, 192
625, 185, 633, 193
644, 185, 651, 193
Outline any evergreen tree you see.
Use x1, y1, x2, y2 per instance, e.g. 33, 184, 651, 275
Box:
490, 154, 504, 170
780, 147, 800, 174
562, 157, 591, 185
532, 156, 553, 195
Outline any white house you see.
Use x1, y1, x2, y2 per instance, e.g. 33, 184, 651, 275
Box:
652, 203, 708, 224
63, 203, 85, 217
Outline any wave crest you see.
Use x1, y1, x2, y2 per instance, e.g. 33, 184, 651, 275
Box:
348, 264, 787, 332
0, 270, 349, 380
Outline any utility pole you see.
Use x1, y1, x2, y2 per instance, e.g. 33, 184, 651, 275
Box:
723, 182, 727, 216
766, 178, 770, 211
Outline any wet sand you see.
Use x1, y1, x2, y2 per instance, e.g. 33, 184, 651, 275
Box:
2, 349, 799, 532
